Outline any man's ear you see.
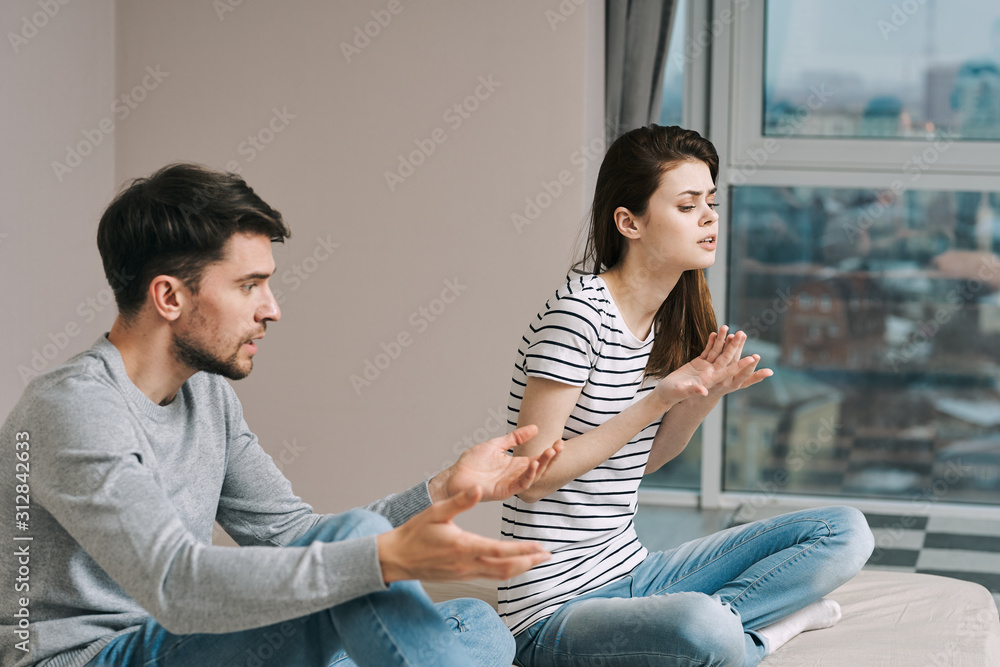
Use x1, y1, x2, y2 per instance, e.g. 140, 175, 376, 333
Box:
613, 207, 642, 240
148, 275, 187, 322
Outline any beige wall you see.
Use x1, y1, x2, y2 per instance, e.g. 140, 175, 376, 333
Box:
1, 0, 118, 407
3, 0, 601, 537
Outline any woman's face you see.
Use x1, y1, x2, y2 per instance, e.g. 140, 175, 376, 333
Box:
634, 159, 719, 274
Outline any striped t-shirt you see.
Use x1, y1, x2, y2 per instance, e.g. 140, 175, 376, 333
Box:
499, 273, 660, 635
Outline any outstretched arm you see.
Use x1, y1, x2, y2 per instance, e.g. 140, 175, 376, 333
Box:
509, 367, 710, 503
376, 429, 565, 584
427, 425, 563, 504
377, 486, 552, 583
510, 326, 768, 501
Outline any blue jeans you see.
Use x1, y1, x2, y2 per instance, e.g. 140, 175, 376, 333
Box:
514, 505, 874, 667
85, 509, 514, 667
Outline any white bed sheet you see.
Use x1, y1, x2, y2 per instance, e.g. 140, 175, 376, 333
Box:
760, 569, 1000, 666
423, 569, 1000, 666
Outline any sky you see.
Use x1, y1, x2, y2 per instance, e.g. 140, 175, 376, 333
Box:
767, 0, 1000, 93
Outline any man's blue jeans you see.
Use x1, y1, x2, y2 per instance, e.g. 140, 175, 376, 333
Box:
85, 509, 515, 667
514, 505, 874, 667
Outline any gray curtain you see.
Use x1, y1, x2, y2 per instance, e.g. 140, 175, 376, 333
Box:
605, 0, 678, 143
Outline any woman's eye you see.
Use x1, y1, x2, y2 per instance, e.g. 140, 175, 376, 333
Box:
708, 202, 721, 210
679, 206, 695, 212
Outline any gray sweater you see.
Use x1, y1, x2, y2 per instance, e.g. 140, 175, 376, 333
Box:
0, 336, 432, 667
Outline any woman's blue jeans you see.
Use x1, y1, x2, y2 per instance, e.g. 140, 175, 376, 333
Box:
84, 509, 515, 667
514, 505, 874, 667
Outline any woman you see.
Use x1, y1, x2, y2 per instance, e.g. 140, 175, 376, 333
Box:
500, 125, 874, 667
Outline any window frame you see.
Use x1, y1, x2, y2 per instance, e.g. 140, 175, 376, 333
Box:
729, 0, 1000, 177
639, 0, 1000, 520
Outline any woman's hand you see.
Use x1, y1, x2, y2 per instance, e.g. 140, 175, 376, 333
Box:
654, 326, 772, 406
429, 425, 563, 503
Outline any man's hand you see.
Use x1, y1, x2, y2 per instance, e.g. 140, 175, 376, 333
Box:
376, 486, 551, 583
429, 425, 563, 503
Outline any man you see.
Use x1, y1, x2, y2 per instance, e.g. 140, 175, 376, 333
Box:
0, 163, 561, 667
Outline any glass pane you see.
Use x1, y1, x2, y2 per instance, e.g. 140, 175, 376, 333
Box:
642, 424, 702, 490
765, 0, 1000, 140
725, 185, 1000, 503
658, 0, 688, 127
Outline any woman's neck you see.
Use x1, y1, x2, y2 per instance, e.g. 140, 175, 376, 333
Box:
601, 257, 682, 340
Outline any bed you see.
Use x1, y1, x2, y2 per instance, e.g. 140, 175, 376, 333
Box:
422, 569, 1000, 666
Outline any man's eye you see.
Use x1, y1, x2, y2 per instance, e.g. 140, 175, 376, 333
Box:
242, 284, 256, 292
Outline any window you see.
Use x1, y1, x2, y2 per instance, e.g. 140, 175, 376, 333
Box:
765, 1, 1000, 141
728, 1, 1000, 178
714, 0, 1000, 508
642, 0, 1000, 511
726, 184, 1000, 501
658, 0, 688, 128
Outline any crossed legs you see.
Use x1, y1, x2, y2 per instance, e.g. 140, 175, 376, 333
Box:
514, 506, 874, 667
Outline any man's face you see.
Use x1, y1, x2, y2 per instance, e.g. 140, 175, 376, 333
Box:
172, 232, 280, 380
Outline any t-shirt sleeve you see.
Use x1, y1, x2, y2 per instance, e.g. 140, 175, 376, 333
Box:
522, 295, 603, 387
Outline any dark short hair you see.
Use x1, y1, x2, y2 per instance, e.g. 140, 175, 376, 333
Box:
97, 163, 291, 319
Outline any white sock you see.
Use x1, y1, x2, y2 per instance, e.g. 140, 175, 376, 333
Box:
757, 598, 842, 655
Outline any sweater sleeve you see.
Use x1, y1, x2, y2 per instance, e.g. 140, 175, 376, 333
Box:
28, 377, 393, 635
214, 381, 432, 541
360, 480, 433, 527
214, 388, 321, 546
216, 428, 431, 537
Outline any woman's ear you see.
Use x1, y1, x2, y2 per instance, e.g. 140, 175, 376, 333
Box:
613, 207, 641, 240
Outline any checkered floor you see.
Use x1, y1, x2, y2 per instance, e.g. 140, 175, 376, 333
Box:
864, 512, 1000, 611
634, 505, 1000, 612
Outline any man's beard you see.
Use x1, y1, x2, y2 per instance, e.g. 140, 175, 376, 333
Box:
173, 332, 251, 380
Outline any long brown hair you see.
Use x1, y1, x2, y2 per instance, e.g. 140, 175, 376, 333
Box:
578, 125, 719, 379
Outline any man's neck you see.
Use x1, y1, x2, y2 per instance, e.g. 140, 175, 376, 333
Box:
108, 317, 194, 405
